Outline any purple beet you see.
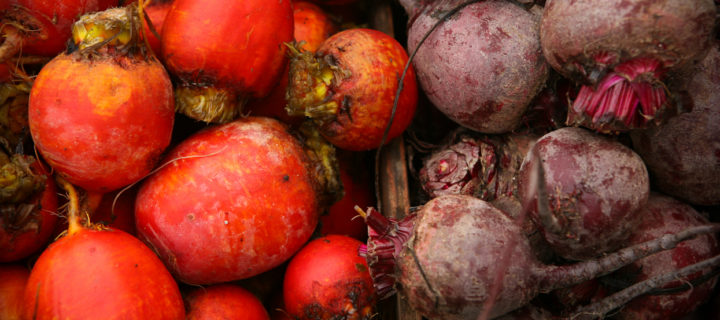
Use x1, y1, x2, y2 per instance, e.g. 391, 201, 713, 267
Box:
358, 194, 718, 319
541, 0, 716, 132
606, 193, 720, 320
630, 41, 720, 206
403, 0, 549, 133
518, 127, 650, 260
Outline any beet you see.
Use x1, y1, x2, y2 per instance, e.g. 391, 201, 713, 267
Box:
630, 41, 720, 206
135, 117, 340, 285
605, 193, 720, 319
518, 127, 650, 260
359, 194, 717, 319
404, 0, 549, 133
541, 0, 716, 132
283, 235, 375, 319
29, 8, 175, 193
418, 130, 538, 203
185, 284, 270, 319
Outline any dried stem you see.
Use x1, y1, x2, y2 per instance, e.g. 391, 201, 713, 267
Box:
540, 224, 720, 291
571, 253, 720, 319
55, 175, 82, 235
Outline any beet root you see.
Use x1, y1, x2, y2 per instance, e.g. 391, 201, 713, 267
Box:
630, 41, 720, 206
406, 0, 549, 133
360, 194, 718, 319
518, 127, 650, 260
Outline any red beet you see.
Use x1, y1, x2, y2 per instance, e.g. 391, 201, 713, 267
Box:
606, 193, 720, 319
23, 178, 185, 319
518, 127, 650, 260
0, 0, 118, 60
161, 0, 293, 123
404, 0, 549, 133
29, 8, 175, 193
541, 0, 716, 132
135, 117, 340, 285
360, 194, 712, 319
185, 284, 270, 320
283, 235, 376, 319
630, 41, 720, 206
0, 263, 29, 319
286, 28, 418, 151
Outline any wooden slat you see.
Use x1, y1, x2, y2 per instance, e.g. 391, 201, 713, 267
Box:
370, 2, 424, 320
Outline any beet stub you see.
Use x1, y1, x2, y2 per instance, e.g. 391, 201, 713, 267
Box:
418, 130, 538, 204
358, 194, 719, 319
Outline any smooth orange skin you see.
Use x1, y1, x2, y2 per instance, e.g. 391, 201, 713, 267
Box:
29, 53, 175, 193
283, 235, 376, 319
11, 0, 118, 57
185, 284, 270, 320
246, 1, 338, 125
0, 264, 29, 320
316, 28, 418, 151
22, 228, 185, 319
0, 162, 58, 263
135, 117, 321, 285
161, 0, 293, 98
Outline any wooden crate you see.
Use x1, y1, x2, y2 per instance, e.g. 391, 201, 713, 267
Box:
369, 2, 423, 319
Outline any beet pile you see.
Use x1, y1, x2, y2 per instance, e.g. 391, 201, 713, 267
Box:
1, 0, 719, 319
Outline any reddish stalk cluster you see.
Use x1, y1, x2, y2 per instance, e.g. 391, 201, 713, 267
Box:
357, 206, 416, 300
569, 58, 668, 132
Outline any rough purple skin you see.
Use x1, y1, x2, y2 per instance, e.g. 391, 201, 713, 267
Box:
518, 127, 650, 260
405, 0, 549, 133
541, 0, 716, 132
609, 193, 720, 320
630, 42, 720, 206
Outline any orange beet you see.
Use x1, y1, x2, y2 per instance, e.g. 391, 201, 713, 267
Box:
0, 161, 58, 263
0, 264, 29, 319
23, 228, 185, 319
283, 235, 376, 319
0, 0, 118, 59
246, 0, 339, 126
29, 9, 175, 193
161, 0, 293, 123
135, 117, 329, 284
185, 284, 270, 320
287, 28, 418, 151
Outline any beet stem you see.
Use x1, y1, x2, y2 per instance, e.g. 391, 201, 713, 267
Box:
56, 175, 82, 235
539, 224, 720, 292
571, 253, 720, 320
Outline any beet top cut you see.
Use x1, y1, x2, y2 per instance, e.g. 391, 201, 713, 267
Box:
540, 0, 716, 132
